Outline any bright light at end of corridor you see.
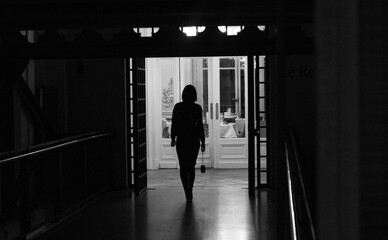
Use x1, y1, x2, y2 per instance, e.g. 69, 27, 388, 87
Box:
180, 26, 206, 36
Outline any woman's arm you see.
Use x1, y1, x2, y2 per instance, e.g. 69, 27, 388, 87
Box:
197, 105, 206, 151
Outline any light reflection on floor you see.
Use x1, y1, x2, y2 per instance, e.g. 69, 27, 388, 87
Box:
147, 168, 249, 189
40, 169, 277, 240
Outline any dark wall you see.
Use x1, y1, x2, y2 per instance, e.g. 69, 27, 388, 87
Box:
285, 55, 316, 196
35, 58, 127, 189
35, 59, 67, 135
67, 59, 126, 189
67, 59, 124, 133
270, 54, 316, 201
359, 1, 388, 238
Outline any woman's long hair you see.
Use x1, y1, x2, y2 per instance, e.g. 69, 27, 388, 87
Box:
182, 85, 197, 102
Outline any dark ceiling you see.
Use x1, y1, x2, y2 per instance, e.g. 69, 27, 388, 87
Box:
0, 0, 314, 30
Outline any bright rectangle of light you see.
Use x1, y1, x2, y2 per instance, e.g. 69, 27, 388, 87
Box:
181, 26, 205, 36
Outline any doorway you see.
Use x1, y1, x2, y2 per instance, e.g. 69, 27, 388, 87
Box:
146, 56, 250, 169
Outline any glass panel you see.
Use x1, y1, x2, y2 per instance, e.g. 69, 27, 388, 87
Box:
226, 26, 243, 36
260, 157, 267, 169
181, 27, 196, 36
260, 127, 267, 138
259, 55, 266, 67
220, 58, 235, 68
260, 113, 265, 124
220, 69, 236, 113
179, 26, 206, 37
218, 26, 227, 33
133, 27, 159, 37
190, 58, 210, 138
260, 172, 267, 185
203, 58, 208, 69
161, 60, 175, 138
259, 98, 265, 111
259, 83, 265, 97
220, 63, 236, 138
240, 68, 246, 118
202, 60, 209, 138
260, 113, 266, 122
219, 57, 246, 138
218, 26, 244, 36
240, 57, 245, 68
259, 69, 265, 82
260, 142, 267, 156
198, 27, 206, 33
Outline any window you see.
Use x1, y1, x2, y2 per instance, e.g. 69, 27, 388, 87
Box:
218, 26, 244, 36
133, 27, 159, 37
179, 26, 206, 37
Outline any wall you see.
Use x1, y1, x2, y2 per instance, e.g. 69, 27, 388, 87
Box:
35, 59, 127, 189
284, 55, 316, 200
269, 55, 316, 199
358, 1, 388, 238
316, 0, 359, 238
35, 59, 67, 136
67, 59, 126, 189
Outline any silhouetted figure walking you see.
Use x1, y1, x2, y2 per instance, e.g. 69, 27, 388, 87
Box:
171, 85, 205, 201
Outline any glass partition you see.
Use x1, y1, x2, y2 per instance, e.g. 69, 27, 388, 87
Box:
161, 59, 176, 138
189, 58, 210, 138
159, 57, 246, 140
200, 59, 209, 138
219, 57, 246, 138
161, 58, 210, 139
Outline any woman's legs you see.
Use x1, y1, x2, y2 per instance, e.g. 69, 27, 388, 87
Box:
176, 140, 199, 201
180, 166, 195, 201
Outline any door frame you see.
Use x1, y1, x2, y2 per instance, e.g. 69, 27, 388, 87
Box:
146, 56, 250, 169
128, 55, 270, 196
126, 57, 148, 196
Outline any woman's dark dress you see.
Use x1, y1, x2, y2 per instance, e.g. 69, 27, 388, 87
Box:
171, 101, 205, 198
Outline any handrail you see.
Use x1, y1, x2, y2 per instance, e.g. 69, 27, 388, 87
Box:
0, 131, 114, 165
285, 129, 316, 240
289, 131, 316, 240
0, 130, 114, 240
285, 140, 298, 240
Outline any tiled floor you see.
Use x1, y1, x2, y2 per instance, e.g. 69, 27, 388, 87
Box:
39, 169, 277, 240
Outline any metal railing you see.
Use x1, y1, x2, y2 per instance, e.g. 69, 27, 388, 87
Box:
0, 131, 114, 240
285, 130, 316, 240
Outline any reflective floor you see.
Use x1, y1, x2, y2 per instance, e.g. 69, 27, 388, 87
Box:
39, 170, 277, 240
148, 168, 249, 189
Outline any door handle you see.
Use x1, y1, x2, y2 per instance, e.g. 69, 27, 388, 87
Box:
216, 103, 219, 120
210, 103, 213, 120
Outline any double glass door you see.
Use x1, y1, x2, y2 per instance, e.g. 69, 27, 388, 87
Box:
157, 56, 248, 168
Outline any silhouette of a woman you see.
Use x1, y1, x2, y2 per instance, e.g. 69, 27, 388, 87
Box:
171, 85, 205, 201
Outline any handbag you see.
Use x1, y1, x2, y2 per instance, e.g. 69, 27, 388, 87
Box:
200, 151, 206, 173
